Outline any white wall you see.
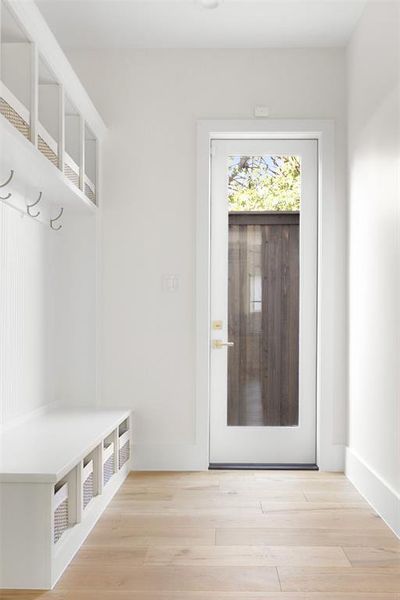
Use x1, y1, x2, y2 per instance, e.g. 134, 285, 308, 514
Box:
346, 2, 400, 535
0, 201, 54, 426
0, 195, 97, 429
67, 48, 347, 469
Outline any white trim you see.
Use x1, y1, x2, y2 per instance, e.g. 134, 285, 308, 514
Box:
346, 447, 400, 537
196, 119, 343, 472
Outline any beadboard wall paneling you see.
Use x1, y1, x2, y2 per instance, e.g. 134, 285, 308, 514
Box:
0, 199, 98, 429
0, 200, 55, 427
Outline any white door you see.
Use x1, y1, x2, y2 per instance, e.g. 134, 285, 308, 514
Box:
210, 139, 318, 466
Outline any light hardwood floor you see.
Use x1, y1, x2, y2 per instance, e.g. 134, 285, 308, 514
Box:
3, 471, 400, 599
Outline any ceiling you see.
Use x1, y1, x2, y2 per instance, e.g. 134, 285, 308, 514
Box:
36, 0, 366, 49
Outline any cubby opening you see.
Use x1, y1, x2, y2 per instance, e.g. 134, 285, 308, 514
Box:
118, 419, 130, 470
38, 56, 60, 167
64, 95, 81, 188
0, 2, 31, 139
82, 453, 95, 511
103, 432, 116, 486
53, 467, 77, 545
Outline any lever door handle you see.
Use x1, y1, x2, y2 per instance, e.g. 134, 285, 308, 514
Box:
212, 340, 235, 349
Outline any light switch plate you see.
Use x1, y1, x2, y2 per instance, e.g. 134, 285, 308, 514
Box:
254, 105, 269, 118
163, 274, 179, 292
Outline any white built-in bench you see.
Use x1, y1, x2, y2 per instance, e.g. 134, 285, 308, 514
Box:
0, 407, 132, 590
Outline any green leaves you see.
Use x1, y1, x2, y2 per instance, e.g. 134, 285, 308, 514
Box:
228, 155, 301, 211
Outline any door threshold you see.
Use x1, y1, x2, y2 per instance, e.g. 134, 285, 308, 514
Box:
209, 463, 319, 471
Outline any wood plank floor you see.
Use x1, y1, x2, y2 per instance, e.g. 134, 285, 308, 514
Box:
3, 471, 400, 600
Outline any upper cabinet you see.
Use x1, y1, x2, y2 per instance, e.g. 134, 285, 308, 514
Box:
0, 0, 105, 210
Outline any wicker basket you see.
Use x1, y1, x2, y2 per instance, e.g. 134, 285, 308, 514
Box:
103, 442, 114, 486
38, 134, 58, 167
64, 161, 79, 188
0, 97, 30, 139
53, 482, 69, 544
82, 459, 94, 510
118, 430, 130, 469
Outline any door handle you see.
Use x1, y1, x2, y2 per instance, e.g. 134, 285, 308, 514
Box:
212, 340, 234, 349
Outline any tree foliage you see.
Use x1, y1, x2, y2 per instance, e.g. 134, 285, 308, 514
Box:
228, 155, 301, 211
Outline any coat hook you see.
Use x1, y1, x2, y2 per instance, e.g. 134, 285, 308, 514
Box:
0, 170, 14, 188
50, 207, 64, 231
0, 191, 12, 200
27, 191, 42, 218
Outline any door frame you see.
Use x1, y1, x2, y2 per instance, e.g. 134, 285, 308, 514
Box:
196, 119, 344, 472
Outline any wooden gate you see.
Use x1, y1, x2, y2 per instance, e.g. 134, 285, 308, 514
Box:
228, 212, 300, 427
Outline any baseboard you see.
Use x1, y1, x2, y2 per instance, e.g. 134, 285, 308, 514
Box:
209, 463, 319, 470
345, 447, 400, 537
132, 443, 207, 471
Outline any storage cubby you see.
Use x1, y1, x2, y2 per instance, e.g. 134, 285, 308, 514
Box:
81, 445, 101, 511
0, 2, 32, 139
1, 1, 104, 215
118, 419, 130, 469
38, 56, 60, 168
103, 433, 116, 486
53, 466, 77, 545
53, 481, 69, 544
82, 456, 95, 510
64, 95, 81, 189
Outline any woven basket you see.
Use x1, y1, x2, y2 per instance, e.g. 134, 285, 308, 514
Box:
0, 97, 30, 139
103, 451, 114, 486
54, 498, 68, 543
38, 135, 58, 167
83, 471, 94, 509
85, 182, 96, 204
64, 162, 79, 188
53, 482, 69, 544
119, 440, 130, 469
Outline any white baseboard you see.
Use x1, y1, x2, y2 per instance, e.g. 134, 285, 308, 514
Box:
345, 447, 400, 538
132, 443, 208, 471
132, 442, 345, 472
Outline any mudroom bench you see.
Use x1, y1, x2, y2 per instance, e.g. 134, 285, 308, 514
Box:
0, 407, 132, 589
